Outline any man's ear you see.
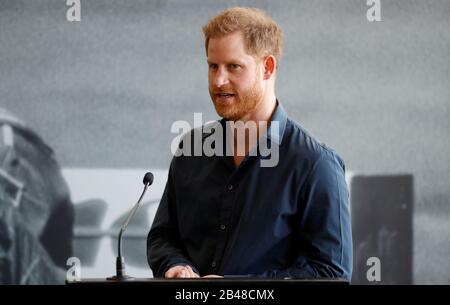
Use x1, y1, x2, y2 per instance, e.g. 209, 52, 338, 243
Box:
263, 55, 276, 80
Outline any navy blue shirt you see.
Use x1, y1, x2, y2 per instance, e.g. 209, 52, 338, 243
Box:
147, 102, 352, 279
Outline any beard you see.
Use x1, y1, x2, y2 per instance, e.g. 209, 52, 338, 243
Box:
209, 75, 263, 121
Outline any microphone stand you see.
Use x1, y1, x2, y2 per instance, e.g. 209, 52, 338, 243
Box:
107, 173, 152, 281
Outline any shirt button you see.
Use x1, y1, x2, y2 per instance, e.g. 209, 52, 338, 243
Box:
211, 261, 217, 268
220, 224, 226, 230
227, 185, 233, 191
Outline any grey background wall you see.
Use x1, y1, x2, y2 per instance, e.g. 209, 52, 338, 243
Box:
1, 0, 449, 283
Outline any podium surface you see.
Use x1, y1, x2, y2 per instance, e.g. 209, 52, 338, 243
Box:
67, 277, 348, 285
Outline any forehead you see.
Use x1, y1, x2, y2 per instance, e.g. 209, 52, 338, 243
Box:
207, 32, 255, 63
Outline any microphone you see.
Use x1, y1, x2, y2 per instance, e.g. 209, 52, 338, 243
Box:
107, 172, 154, 281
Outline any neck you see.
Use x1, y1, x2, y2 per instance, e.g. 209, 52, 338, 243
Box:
239, 93, 277, 124
230, 92, 277, 165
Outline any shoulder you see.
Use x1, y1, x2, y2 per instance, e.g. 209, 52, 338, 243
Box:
282, 117, 345, 172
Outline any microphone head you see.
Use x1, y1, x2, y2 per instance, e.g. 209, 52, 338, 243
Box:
143, 172, 154, 186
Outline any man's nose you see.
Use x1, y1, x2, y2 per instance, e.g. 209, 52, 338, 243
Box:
212, 67, 230, 88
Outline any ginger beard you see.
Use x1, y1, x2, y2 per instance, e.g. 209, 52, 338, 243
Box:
209, 66, 264, 121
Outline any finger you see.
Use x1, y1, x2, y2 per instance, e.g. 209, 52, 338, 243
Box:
184, 266, 195, 278
165, 266, 183, 278
185, 265, 199, 278
165, 268, 176, 278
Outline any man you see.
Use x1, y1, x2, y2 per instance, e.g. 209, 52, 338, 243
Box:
147, 7, 352, 280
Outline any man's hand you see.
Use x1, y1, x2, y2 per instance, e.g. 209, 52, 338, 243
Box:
165, 265, 199, 278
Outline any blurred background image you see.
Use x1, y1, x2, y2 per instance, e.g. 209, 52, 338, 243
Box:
0, 0, 449, 284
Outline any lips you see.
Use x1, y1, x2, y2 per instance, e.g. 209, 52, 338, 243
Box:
215, 91, 236, 103
215, 93, 236, 104
216, 93, 236, 97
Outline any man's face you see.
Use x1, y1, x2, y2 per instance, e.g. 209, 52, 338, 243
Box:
207, 31, 264, 121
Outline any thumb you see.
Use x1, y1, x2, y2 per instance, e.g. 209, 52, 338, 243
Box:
165, 267, 179, 278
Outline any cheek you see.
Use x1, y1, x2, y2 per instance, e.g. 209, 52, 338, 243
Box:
232, 72, 249, 86
239, 74, 257, 90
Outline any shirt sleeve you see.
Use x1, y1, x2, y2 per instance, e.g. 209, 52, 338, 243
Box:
258, 153, 353, 280
146, 158, 198, 277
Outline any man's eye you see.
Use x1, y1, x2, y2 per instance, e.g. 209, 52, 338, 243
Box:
209, 64, 218, 70
230, 64, 240, 69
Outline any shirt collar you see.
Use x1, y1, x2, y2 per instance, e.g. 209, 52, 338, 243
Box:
263, 100, 288, 146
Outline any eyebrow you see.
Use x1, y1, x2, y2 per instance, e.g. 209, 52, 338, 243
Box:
207, 59, 246, 66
